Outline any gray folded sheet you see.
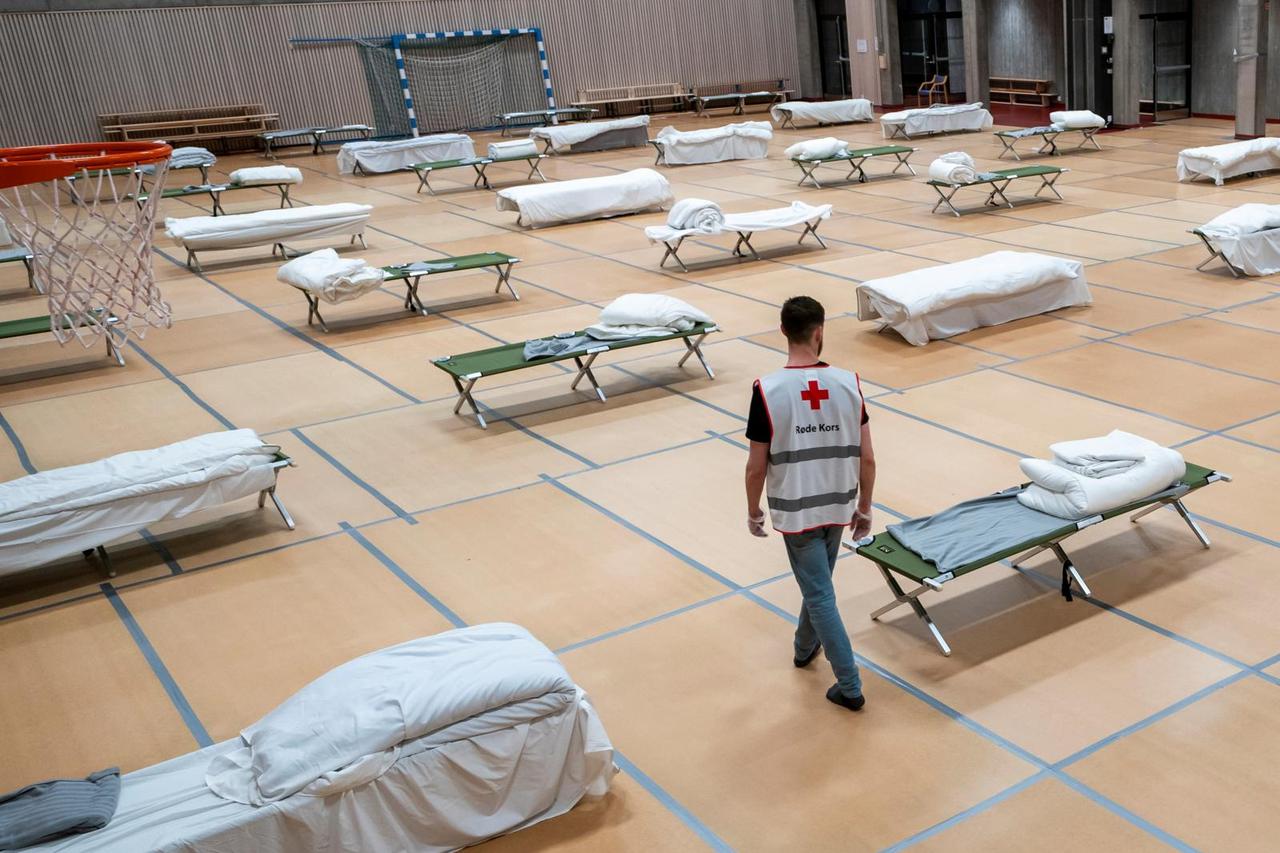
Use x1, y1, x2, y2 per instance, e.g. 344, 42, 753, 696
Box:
887, 488, 1067, 573
0, 768, 120, 849
522, 333, 596, 361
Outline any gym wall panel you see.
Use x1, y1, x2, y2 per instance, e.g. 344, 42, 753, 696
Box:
0, 0, 801, 146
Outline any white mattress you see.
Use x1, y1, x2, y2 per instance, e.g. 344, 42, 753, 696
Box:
530, 115, 650, 152
1177, 137, 1280, 185
645, 201, 831, 243
165, 203, 372, 250
496, 167, 673, 227
0, 430, 279, 575
880, 102, 993, 138
30, 625, 615, 853
770, 98, 873, 126
856, 250, 1091, 346
336, 134, 475, 174
654, 121, 772, 165
1198, 202, 1280, 274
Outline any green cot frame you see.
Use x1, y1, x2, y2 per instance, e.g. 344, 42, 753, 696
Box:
843, 464, 1230, 656
432, 322, 719, 429
928, 165, 1068, 217
0, 311, 125, 366
791, 145, 918, 188
135, 181, 295, 216
0, 244, 35, 290
994, 125, 1103, 160
292, 252, 520, 332
410, 155, 548, 195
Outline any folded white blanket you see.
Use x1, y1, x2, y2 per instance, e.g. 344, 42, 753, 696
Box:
1050, 429, 1154, 478
229, 166, 303, 186
928, 152, 977, 184
785, 137, 849, 160
1200, 203, 1280, 238
597, 293, 713, 333
206, 624, 578, 805
585, 323, 679, 340
1049, 110, 1106, 129
276, 248, 386, 305
1017, 435, 1186, 519
667, 198, 725, 232
487, 139, 539, 159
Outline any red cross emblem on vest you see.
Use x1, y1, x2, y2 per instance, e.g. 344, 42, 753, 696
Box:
800, 379, 829, 411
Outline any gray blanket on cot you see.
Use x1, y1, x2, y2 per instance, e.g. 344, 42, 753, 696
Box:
522, 333, 596, 361
0, 768, 120, 849
887, 488, 1067, 573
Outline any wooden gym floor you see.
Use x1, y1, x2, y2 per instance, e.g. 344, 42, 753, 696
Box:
1, 111, 1278, 851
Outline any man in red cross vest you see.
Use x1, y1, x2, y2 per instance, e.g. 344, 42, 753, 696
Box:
743, 296, 876, 711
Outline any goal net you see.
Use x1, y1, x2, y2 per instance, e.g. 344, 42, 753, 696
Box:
357, 30, 551, 136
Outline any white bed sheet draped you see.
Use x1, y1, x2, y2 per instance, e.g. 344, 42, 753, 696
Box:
496, 168, 672, 227
530, 115, 650, 152
880, 103, 993, 137
166, 204, 372, 249
770, 99, 873, 126
1177, 138, 1280, 185
655, 121, 772, 164
336, 135, 475, 175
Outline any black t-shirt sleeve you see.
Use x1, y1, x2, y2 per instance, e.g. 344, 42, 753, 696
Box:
745, 383, 772, 443
862, 404, 870, 425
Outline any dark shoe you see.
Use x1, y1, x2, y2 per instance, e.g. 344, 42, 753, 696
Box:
794, 644, 821, 668
826, 684, 866, 711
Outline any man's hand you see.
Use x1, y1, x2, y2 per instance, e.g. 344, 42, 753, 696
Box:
748, 508, 768, 538
852, 509, 873, 541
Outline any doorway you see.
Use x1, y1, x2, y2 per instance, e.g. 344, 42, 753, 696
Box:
898, 0, 964, 103
1140, 1, 1191, 121
814, 0, 851, 98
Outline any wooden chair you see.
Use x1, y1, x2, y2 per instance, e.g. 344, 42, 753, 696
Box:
917, 75, 948, 106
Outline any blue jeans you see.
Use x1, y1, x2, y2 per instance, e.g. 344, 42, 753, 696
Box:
783, 525, 863, 698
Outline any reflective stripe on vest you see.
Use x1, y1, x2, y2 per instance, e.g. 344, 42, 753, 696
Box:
757, 365, 863, 533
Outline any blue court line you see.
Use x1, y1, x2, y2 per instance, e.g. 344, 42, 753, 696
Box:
289, 428, 416, 523
474, 401, 600, 470
613, 751, 734, 851
340, 522, 465, 628
1101, 337, 1280, 386
101, 582, 212, 747
0, 409, 36, 474
879, 771, 1049, 853
555, 590, 739, 655
152, 248, 421, 405
137, 529, 184, 575
127, 341, 239, 432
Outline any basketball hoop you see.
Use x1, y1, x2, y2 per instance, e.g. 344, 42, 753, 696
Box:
0, 141, 174, 349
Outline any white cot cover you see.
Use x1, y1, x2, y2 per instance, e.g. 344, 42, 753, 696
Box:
880, 102, 993, 137
1177, 137, 1280, 185
496, 168, 673, 227
336, 134, 475, 174
0, 430, 278, 575
654, 121, 773, 165
770, 99, 874, 126
1049, 110, 1106, 129
165, 203, 372, 250
1197, 203, 1280, 275
856, 250, 1091, 346
30, 624, 615, 852
645, 201, 832, 243
530, 115, 650, 152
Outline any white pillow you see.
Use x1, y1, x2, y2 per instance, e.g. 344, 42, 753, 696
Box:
597, 293, 713, 332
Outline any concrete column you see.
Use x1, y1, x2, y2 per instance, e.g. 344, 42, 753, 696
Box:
1111, 0, 1142, 127
961, 0, 989, 104
1236, 0, 1268, 138
846, 0, 883, 103
875, 0, 902, 105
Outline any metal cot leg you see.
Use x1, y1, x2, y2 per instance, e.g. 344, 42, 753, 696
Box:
870, 565, 951, 656
303, 292, 330, 332
416, 168, 433, 195
659, 237, 689, 272
798, 220, 827, 248
495, 262, 520, 299
452, 375, 487, 428
931, 184, 963, 217
892, 151, 917, 175
997, 135, 1021, 160
1049, 543, 1090, 601
570, 351, 607, 402
1172, 499, 1212, 548
675, 331, 715, 379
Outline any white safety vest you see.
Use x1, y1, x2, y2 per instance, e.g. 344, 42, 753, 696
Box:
757, 365, 863, 533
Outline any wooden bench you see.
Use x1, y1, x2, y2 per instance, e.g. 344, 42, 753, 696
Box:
571, 84, 687, 117
988, 77, 1057, 107
688, 79, 793, 116
100, 104, 280, 151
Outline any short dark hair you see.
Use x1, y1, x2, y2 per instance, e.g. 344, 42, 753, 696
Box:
780, 296, 825, 343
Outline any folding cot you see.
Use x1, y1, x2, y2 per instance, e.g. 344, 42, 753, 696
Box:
845, 463, 1230, 655
529, 115, 651, 154
290, 252, 521, 332
259, 123, 373, 157
1177, 137, 1280, 185
994, 125, 1104, 159
0, 311, 124, 366
0, 429, 294, 579
433, 322, 719, 429
689, 84, 791, 116
1189, 203, 1280, 276
337, 135, 475, 175
880, 102, 994, 139
136, 179, 296, 216
648, 121, 773, 166
497, 106, 597, 135
644, 202, 831, 271
409, 153, 548, 195
928, 165, 1068, 216
770, 98, 874, 128
0, 243, 34, 290
495, 168, 673, 228
791, 145, 917, 188
166, 203, 372, 271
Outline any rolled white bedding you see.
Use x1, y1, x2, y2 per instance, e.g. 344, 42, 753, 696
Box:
1049, 110, 1106, 129
229, 165, 303, 186
487, 139, 539, 159
928, 151, 978, 184
495, 167, 672, 227
276, 248, 386, 305
165, 202, 372, 248
785, 137, 849, 160
591, 293, 714, 336
1199, 203, 1280, 238
1017, 434, 1186, 519
666, 198, 725, 233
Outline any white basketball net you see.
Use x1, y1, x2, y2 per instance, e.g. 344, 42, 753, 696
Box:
0, 162, 172, 348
